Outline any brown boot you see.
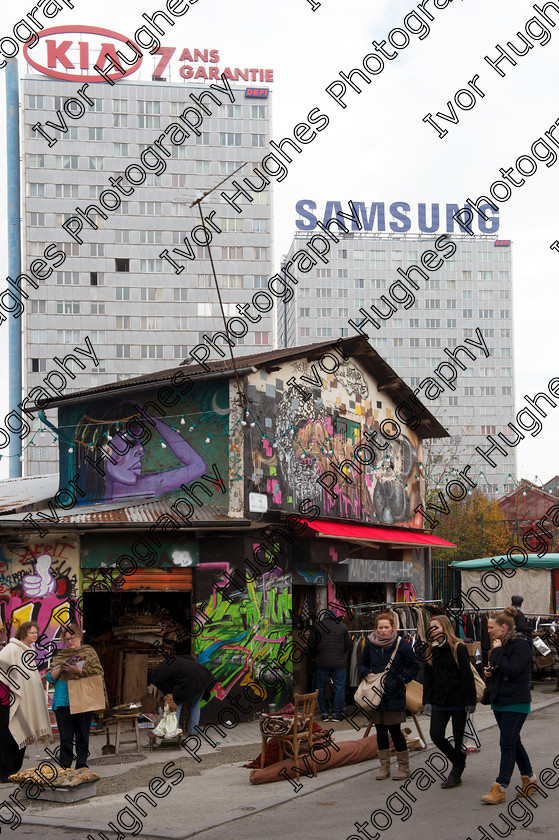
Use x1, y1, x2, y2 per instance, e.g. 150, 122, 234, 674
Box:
375, 749, 391, 780
516, 775, 539, 798
481, 783, 506, 805
392, 750, 410, 780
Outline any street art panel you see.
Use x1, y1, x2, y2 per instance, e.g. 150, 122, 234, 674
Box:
194, 556, 292, 714
0, 540, 80, 670
244, 359, 423, 527
58, 379, 230, 506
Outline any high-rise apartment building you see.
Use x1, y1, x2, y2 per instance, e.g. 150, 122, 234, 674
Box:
278, 231, 516, 495
21, 74, 273, 474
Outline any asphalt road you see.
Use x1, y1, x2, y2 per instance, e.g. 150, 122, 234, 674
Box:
4, 703, 558, 840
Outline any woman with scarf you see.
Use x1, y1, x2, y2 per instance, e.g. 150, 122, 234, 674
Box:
481, 607, 537, 805
46, 624, 107, 770
423, 614, 476, 789
359, 612, 419, 780
0, 621, 52, 783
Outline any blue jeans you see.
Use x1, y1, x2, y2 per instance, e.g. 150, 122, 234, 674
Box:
316, 667, 346, 716
493, 711, 532, 785
176, 692, 204, 735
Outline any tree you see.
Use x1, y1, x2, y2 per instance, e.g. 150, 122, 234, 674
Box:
431, 489, 513, 565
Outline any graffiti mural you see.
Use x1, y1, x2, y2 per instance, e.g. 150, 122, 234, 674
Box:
244, 360, 423, 527
0, 541, 80, 669
58, 380, 230, 505
194, 559, 292, 708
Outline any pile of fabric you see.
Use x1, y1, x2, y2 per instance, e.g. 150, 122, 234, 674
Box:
9, 766, 100, 788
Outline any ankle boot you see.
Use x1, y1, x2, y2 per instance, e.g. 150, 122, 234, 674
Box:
516, 775, 539, 798
375, 749, 392, 780
441, 765, 463, 788
392, 750, 410, 780
481, 782, 506, 804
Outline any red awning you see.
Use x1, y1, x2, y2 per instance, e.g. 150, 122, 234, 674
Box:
300, 519, 456, 548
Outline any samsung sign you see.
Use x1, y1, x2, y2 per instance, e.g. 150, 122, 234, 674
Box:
295, 200, 500, 234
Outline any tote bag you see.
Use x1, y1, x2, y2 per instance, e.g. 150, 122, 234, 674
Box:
68, 676, 106, 714
470, 663, 486, 703
354, 638, 401, 711
405, 679, 424, 714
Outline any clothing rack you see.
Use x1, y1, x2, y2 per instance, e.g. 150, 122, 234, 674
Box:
350, 628, 418, 634
352, 599, 443, 613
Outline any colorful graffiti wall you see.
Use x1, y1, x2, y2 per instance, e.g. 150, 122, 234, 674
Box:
244, 358, 424, 527
58, 379, 230, 506
0, 540, 80, 669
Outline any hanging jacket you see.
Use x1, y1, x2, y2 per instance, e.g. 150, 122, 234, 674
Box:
488, 636, 532, 705
422, 642, 476, 708
358, 637, 419, 711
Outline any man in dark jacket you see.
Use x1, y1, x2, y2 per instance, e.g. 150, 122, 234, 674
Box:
511, 596, 531, 640
308, 610, 350, 721
150, 655, 215, 736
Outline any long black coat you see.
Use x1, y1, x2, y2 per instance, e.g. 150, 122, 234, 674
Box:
151, 655, 216, 705
488, 636, 532, 705
422, 642, 476, 708
358, 638, 419, 711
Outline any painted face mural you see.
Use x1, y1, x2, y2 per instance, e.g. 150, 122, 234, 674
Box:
59, 382, 230, 504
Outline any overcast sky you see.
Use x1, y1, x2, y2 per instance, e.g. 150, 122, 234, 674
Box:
0, 0, 557, 484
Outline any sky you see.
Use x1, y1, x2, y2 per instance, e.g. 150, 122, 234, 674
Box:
0, 0, 558, 483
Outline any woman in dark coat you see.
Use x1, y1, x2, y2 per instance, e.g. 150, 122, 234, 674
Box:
423, 614, 476, 789
150, 655, 215, 736
359, 612, 419, 780
481, 608, 537, 805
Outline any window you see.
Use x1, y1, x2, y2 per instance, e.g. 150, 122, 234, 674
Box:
115, 258, 130, 272
338, 289, 348, 297
88, 127, 103, 141
316, 328, 332, 337
89, 157, 103, 170
251, 191, 267, 204
481, 426, 497, 435
339, 308, 348, 317
139, 231, 162, 244
56, 271, 79, 284
30, 329, 47, 343
251, 134, 265, 147
315, 269, 331, 279
355, 278, 364, 288
479, 367, 496, 377
91, 302, 105, 315
499, 290, 510, 299
89, 272, 104, 285
221, 217, 243, 232
254, 275, 267, 288
113, 113, 128, 127
446, 279, 456, 289
255, 332, 270, 345
463, 309, 473, 318
426, 319, 440, 328
501, 367, 512, 376
446, 319, 457, 328
90, 330, 105, 344
338, 269, 348, 278
448, 396, 459, 406
481, 328, 494, 337
220, 132, 241, 146
499, 271, 510, 280
29, 212, 45, 226
138, 101, 161, 128
426, 338, 441, 347
54, 155, 79, 170
141, 345, 164, 359
500, 309, 510, 319
479, 271, 493, 281
197, 303, 212, 317
409, 338, 419, 347
196, 132, 210, 145
170, 203, 188, 216
222, 246, 243, 259
89, 99, 103, 112
140, 259, 163, 272
500, 328, 511, 338
55, 184, 78, 199
502, 386, 512, 395
219, 161, 237, 175
223, 275, 243, 288
113, 143, 128, 156
31, 300, 46, 314
299, 308, 310, 317
317, 308, 332, 318
393, 338, 403, 347
462, 290, 472, 299
115, 230, 130, 243
31, 358, 47, 373
115, 287, 130, 300
195, 161, 210, 175
56, 330, 80, 343
464, 387, 475, 396
393, 319, 404, 327
481, 387, 496, 396
226, 104, 242, 118
139, 202, 161, 215
173, 288, 187, 301
409, 319, 419, 328
317, 288, 332, 297
252, 219, 267, 233
174, 346, 189, 358
447, 300, 456, 309
370, 252, 386, 268
56, 301, 80, 314
170, 146, 187, 159
253, 247, 269, 260
116, 345, 131, 358
29, 183, 45, 197
29, 154, 44, 168
251, 105, 266, 118
28, 95, 44, 108
425, 279, 440, 289
116, 315, 131, 329
143, 288, 162, 301
300, 328, 311, 337
479, 309, 494, 319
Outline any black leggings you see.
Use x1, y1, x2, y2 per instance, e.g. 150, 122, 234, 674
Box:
376, 723, 407, 752
430, 709, 467, 768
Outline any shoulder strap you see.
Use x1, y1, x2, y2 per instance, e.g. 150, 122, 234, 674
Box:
384, 637, 401, 671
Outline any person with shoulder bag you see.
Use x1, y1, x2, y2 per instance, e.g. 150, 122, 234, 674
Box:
423, 615, 476, 789
359, 612, 419, 780
481, 608, 537, 805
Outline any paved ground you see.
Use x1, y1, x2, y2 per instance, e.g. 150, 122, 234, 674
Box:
1, 682, 558, 840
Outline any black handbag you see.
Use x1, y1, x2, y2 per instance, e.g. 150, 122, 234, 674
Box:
480, 685, 491, 705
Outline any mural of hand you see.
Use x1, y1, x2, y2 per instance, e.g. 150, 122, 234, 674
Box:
22, 553, 56, 598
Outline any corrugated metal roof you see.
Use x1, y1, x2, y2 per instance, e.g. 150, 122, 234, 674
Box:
0, 473, 58, 514
26, 337, 449, 439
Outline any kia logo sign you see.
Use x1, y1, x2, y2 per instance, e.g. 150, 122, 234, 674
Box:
23, 25, 142, 83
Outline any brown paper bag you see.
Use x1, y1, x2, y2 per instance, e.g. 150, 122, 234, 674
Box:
68, 676, 106, 714
405, 680, 424, 714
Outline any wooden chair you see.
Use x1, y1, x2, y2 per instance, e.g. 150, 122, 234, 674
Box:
260, 690, 319, 777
